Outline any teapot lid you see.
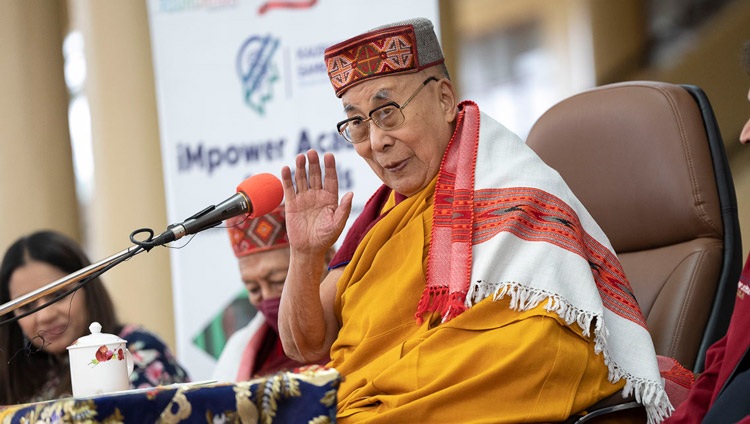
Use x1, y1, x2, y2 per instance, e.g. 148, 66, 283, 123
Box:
67, 322, 126, 350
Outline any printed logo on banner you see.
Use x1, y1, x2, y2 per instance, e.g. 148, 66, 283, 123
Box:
236, 34, 281, 115
258, 0, 317, 15
156, 0, 316, 16
157, 0, 238, 13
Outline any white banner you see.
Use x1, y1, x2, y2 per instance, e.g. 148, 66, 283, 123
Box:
147, 0, 439, 380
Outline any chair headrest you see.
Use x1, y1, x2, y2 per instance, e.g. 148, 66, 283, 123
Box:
526, 81, 723, 252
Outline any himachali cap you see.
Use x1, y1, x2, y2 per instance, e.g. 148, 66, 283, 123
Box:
226, 204, 289, 257
324, 17, 445, 97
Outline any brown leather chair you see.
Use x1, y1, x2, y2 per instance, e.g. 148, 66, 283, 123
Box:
525, 81, 743, 422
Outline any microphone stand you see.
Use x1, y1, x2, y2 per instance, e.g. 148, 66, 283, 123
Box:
0, 245, 145, 317
0, 180, 264, 319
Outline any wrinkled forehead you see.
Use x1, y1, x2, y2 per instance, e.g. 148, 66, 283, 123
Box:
341, 73, 419, 114
238, 248, 291, 278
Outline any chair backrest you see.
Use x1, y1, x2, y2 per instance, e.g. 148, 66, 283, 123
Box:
526, 81, 742, 372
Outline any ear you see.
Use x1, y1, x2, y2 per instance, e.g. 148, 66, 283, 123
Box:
436, 78, 458, 123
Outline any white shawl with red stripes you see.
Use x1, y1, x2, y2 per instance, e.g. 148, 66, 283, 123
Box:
417, 101, 671, 423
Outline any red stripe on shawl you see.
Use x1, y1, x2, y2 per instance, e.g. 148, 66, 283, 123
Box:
473, 187, 644, 327
417, 101, 643, 329
418, 101, 479, 323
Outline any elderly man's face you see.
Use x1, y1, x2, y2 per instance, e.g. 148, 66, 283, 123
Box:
238, 248, 290, 307
742, 87, 750, 145
341, 72, 457, 197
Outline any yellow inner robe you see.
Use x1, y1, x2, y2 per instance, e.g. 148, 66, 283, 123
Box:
331, 178, 624, 423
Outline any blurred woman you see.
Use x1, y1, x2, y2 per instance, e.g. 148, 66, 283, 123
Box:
0, 230, 189, 404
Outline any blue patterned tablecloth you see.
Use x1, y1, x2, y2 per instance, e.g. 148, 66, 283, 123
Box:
0, 366, 340, 423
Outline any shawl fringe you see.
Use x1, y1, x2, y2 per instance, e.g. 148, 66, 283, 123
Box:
415, 286, 468, 325
467, 280, 673, 424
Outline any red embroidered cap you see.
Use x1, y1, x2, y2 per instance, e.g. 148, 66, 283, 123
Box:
226, 204, 289, 257
324, 17, 445, 97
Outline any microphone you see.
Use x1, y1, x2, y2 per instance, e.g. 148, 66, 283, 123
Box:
153, 173, 283, 246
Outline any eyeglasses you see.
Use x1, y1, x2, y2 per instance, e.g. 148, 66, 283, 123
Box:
336, 76, 439, 144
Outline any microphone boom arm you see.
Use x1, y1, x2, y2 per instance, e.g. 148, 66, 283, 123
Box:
0, 245, 145, 317
1, 173, 280, 319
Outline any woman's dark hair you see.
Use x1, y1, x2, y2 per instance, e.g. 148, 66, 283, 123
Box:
0, 230, 119, 404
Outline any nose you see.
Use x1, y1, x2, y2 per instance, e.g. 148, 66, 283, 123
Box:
740, 117, 750, 144
368, 124, 395, 152
34, 302, 58, 326
260, 285, 278, 301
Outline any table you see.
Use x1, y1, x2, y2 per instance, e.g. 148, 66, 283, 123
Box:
0, 366, 340, 423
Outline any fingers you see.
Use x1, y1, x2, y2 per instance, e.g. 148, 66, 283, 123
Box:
281, 165, 296, 199
285, 150, 341, 199
294, 153, 308, 193
322, 152, 339, 195
334, 191, 354, 229
307, 150, 323, 190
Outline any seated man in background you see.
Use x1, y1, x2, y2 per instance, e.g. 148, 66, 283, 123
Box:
664, 40, 750, 424
213, 205, 331, 381
279, 17, 670, 423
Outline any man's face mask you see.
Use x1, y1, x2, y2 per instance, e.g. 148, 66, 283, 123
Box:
257, 297, 281, 333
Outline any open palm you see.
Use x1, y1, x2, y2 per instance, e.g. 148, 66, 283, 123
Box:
281, 150, 352, 254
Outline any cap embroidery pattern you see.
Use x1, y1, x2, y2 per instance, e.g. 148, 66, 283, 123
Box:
326, 26, 417, 96
227, 205, 288, 257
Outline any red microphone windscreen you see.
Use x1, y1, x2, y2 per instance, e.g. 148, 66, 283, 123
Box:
236, 173, 283, 218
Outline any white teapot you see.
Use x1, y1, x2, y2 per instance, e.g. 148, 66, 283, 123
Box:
67, 322, 134, 397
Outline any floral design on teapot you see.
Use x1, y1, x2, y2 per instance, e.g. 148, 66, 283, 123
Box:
89, 345, 126, 366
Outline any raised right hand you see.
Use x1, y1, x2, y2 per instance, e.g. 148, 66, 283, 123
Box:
280, 149, 353, 255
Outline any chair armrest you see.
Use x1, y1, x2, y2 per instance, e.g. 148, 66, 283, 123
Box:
572, 400, 644, 423
564, 392, 646, 424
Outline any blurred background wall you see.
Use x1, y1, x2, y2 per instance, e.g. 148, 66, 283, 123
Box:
1, 0, 748, 355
